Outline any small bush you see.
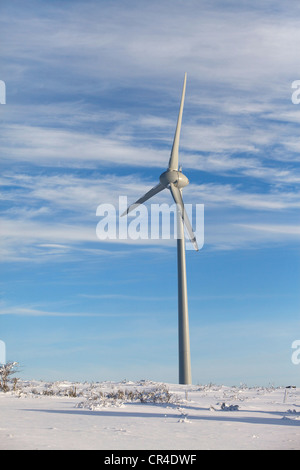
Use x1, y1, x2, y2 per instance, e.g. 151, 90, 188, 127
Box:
76, 384, 177, 410
0, 362, 19, 392
68, 387, 77, 397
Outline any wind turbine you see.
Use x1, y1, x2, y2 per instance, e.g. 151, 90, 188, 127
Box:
122, 73, 198, 384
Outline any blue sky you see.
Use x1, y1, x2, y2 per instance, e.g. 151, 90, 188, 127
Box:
1, 0, 300, 386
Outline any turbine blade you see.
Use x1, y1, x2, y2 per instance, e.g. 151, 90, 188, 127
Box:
121, 183, 165, 216
168, 73, 187, 171
169, 183, 199, 251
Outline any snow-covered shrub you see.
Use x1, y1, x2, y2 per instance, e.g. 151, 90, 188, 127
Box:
0, 362, 19, 392
76, 383, 178, 410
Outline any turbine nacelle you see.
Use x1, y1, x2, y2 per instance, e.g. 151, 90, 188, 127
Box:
159, 170, 189, 189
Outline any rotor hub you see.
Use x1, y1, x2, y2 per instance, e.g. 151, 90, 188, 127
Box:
159, 170, 189, 189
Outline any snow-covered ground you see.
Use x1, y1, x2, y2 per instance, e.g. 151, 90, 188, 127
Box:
0, 380, 299, 450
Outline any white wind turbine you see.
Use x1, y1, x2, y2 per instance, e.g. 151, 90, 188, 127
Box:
122, 73, 198, 384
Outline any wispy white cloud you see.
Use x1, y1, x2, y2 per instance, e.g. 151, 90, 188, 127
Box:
2, 1, 300, 93
2, 118, 300, 187
239, 223, 300, 236
190, 183, 300, 210
0, 124, 166, 168
1, 168, 299, 262
0, 305, 134, 317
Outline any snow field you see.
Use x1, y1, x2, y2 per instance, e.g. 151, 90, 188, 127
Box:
0, 380, 299, 450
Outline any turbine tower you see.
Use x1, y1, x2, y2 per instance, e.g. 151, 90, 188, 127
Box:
122, 74, 198, 384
